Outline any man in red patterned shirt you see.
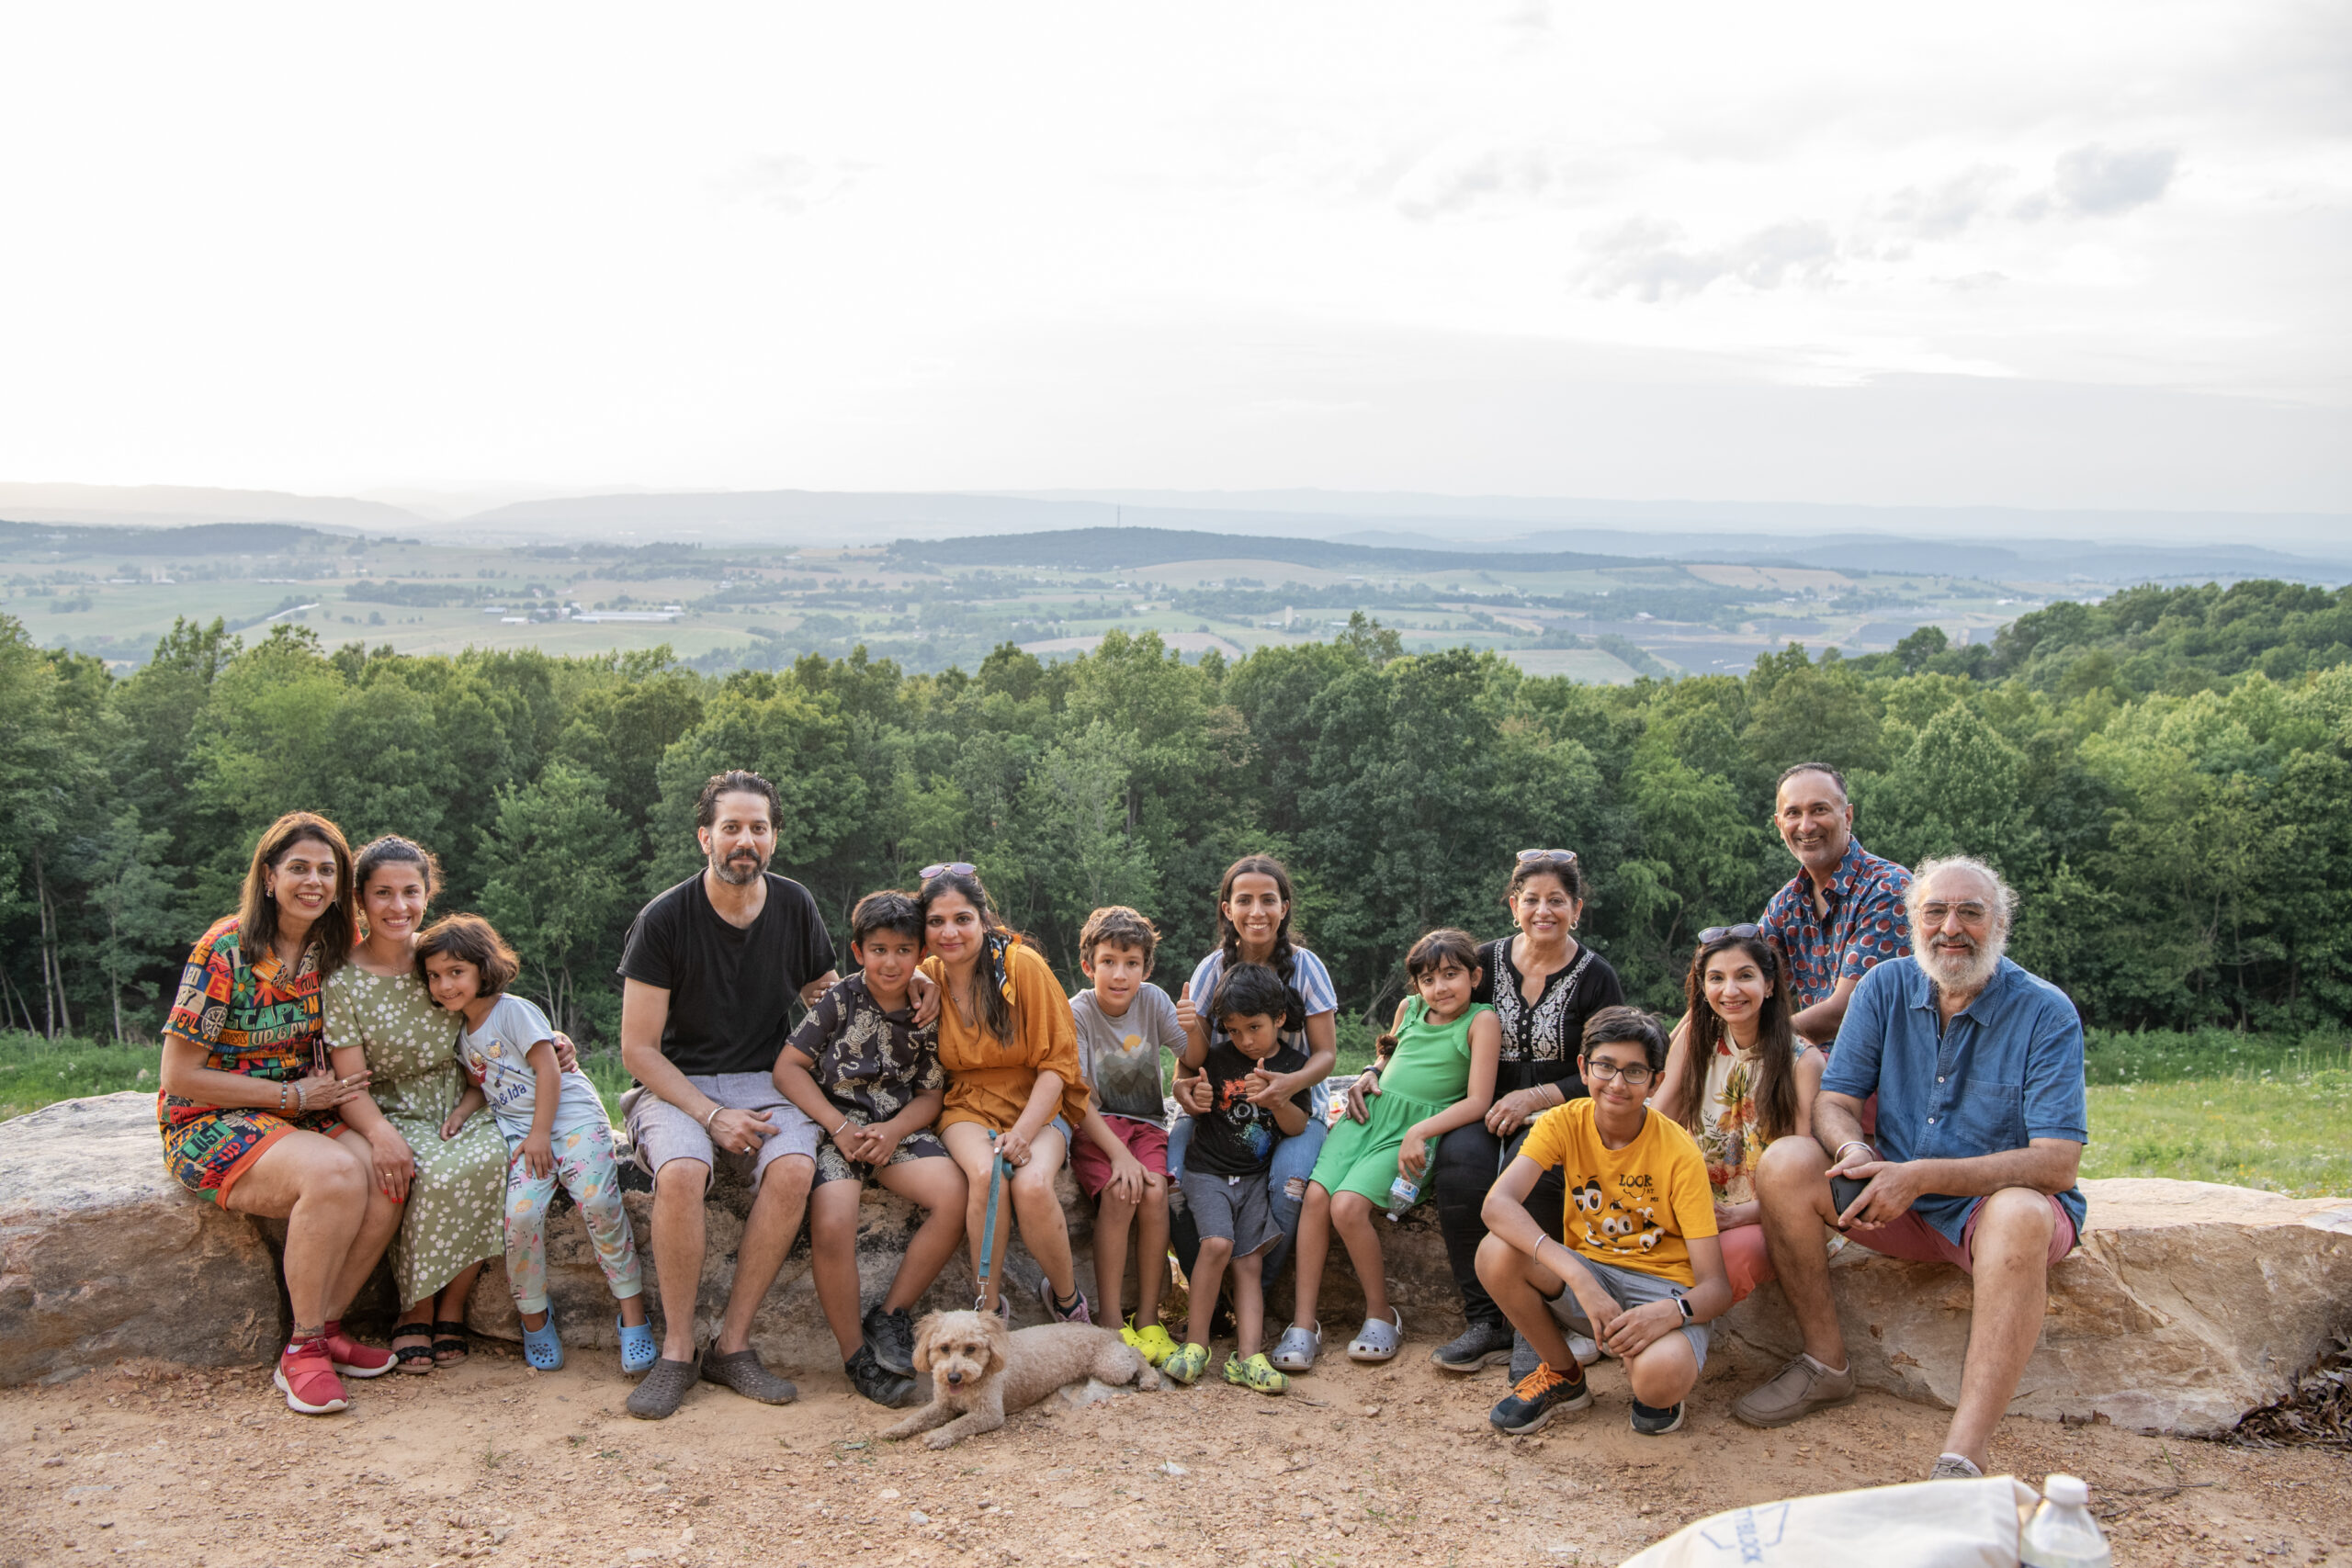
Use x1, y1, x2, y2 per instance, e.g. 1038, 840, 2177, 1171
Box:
1753, 764, 1913, 1043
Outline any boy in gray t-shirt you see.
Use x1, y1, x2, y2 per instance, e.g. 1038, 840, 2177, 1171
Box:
1068, 906, 1187, 1367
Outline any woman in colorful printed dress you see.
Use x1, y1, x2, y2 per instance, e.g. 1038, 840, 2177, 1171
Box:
157, 812, 402, 1416
322, 837, 510, 1374
1652, 924, 1825, 1303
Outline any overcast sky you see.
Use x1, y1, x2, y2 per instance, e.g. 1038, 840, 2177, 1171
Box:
2, 2, 2345, 512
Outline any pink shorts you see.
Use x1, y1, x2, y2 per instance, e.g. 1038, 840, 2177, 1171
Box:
1069, 1116, 1169, 1200
1720, 1224, 1775, 1303
1852, 1193, 2078, 1273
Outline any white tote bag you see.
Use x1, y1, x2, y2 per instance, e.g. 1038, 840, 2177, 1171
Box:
1620, 1476, 2039, 1568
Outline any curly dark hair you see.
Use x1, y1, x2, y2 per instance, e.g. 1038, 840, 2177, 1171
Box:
414, 913, 521, 1000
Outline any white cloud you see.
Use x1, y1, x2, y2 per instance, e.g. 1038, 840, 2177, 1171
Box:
1579, 218, 1840, 301
2014, 144, 2181, 220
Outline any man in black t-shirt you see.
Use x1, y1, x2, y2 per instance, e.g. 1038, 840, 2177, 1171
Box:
616, 770, 839, 1419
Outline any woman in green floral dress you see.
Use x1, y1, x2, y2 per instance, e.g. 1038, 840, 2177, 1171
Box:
323, 837, 509, 1371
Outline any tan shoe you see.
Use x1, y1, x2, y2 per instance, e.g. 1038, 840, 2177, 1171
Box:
1732, 1353, 1856, 1428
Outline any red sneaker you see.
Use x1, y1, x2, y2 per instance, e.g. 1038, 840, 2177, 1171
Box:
320, 1320, 395, 1378
275, 1339, 349, 1415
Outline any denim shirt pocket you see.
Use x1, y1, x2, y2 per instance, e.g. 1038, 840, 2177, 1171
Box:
1966, 1081, 2027, 1153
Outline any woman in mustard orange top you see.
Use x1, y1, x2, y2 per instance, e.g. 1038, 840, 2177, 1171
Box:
918, 863, 1093, 1323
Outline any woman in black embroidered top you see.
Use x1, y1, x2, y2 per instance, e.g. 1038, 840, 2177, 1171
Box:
1347, 850, 1621, 1375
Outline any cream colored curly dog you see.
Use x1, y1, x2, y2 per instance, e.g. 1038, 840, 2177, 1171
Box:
883, 1310, 1159, 1450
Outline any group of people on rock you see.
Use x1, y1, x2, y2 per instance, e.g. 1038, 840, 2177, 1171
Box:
158, 761, 2089, 1481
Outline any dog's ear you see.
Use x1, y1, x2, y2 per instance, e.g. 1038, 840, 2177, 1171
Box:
910, 1312, 944, 1375
980, 1310, 1013, 1376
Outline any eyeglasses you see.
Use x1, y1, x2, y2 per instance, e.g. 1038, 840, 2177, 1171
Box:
919, 862, 977, 880
1697, 923, 1762, 944
1582, 1059, 1657, 1088
1917, 901, 1992, 926
1516, 849, 1578, 864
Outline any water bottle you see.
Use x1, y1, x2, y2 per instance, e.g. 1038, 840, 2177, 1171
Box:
1384, 1174, 1419, 1222
2019, 1473, 2111, 1568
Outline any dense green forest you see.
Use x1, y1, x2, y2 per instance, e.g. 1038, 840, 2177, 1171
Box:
2, 577, 2347, 1047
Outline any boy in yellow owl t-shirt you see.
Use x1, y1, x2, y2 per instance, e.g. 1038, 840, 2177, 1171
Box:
1475, 1006, 1729, 1438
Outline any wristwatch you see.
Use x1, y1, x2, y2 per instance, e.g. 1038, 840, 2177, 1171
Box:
1674, 1294, 1694, 1323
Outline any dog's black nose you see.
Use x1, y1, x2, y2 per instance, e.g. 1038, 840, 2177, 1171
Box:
945, 1373, 962, 1385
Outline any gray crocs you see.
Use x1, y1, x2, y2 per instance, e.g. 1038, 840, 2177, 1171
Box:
701, 1347, 798, 1405
1346, 1309, 1403, 1363
626, 1356, 699, 1420
1269, 1323, 1321, 1373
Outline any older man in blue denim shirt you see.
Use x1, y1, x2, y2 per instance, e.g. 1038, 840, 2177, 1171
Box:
1730, 855, 2087, 1481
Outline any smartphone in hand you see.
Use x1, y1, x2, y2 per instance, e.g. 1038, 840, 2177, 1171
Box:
1828, 1174, 1870, 1222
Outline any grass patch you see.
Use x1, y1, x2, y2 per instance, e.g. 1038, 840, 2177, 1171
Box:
0, 1031, 160, 1120
2083, 1055, 2352, 1199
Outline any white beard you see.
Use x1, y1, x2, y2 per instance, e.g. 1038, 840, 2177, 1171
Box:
1921, 930, 2005, 996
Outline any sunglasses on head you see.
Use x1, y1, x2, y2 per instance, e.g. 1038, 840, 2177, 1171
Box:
1698, 923, 1762, 944
1516, 849, 1578, 864
919, 862, 978, 880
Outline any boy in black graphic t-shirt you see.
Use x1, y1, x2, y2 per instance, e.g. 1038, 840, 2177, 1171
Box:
1165, 964, 1310, 1395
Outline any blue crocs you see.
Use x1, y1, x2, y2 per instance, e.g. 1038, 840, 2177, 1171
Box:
521, 1305, 564, 1371
616, 1312, 658, 1376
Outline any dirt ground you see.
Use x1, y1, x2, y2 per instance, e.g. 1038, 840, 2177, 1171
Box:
5, 1330, 2347, 1568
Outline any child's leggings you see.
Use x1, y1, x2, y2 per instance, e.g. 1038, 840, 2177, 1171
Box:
503, 1114, 642, 1315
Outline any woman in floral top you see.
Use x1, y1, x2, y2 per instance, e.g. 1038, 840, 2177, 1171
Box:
1654, 925, 1825, 1303
157, 812, 401, 1415
322, 836, 511, 1372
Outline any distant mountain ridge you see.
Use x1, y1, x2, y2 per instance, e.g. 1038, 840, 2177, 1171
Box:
885, 526, 1643, 576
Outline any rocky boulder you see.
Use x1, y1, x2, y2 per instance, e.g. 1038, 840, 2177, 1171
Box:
11, 1093, 2349, 1441
1718, 1177, 2352, 1436
0, 1092, 282, 1385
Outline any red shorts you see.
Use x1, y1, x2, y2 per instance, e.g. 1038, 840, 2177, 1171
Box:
1069, 1116, 1169, 1200
1852, 1193, 2078, 1272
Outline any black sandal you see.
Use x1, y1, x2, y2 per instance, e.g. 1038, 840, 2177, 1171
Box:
432, 1320, 470, 1365
391, 1323, 436, 1374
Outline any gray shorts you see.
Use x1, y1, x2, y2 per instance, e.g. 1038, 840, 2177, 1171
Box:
1180, 1168, 1279, 1258
1545, 1253, 1710, 1371
622, 1073, 819, 1192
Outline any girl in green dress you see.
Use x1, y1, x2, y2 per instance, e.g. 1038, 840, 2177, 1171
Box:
323, 838, 510, 1371
1278, 928, 1499, 1371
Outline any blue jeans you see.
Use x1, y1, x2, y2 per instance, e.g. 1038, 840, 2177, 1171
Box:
1167, 1115, 1329, 1288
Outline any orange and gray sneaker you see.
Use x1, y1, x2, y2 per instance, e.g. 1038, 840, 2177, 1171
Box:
275, 1337, 350, 1415
1488, 1360, 1592, 1435
319, 1319, 395, 1379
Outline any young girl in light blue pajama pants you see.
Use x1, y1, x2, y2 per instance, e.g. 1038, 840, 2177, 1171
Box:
422, 914, 653, 1374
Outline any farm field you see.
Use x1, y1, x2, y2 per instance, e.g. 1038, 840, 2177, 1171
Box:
4, 516, 2078, 680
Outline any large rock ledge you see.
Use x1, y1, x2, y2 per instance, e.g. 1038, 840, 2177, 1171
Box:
6, 1093, 2349, 1438
1717, 1177, 2352, 1435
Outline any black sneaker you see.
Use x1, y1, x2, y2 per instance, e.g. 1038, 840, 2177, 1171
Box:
844, 1344, 918, 1408
1630, 1398, 1685, 1436
1430, 1319, 1516, 1372
1509, 1332, 1541, 1382
1489, 1362, 1592, 1435
864, 1304, 917, 1376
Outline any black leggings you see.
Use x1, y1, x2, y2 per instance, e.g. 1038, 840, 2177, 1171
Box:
1431, 1120, 1568, 1329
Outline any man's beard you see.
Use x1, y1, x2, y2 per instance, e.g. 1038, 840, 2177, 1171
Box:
1921, 929, 2005, 995
710, 848, 770, 886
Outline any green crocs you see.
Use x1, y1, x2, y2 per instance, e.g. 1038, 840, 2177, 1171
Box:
1162, 1341, 1210, 1385
1224, 1351, 1290, 1396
